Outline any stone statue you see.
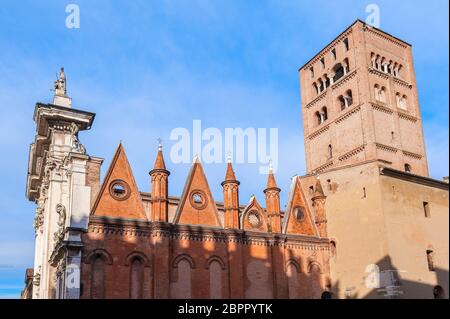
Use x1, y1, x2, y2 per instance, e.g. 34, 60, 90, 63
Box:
54, 67, 67, 96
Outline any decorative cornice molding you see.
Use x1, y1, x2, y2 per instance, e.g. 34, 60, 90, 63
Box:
335, 105, 361, 124
398, 111, 418, 123
305, 91, 327, 109
376, 143, 398, 153
402, 150, 423, 160
365, 27, 409, 48
87, 217, 330, 249
307, 124, 330, 141
371, 102, 394, 115
338, 145, 365, 162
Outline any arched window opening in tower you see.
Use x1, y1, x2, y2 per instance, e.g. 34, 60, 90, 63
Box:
404, 163, 412, 173
328, 144, 333, 159
322, 107, 328, 121
332, 63, 345, 83
343, 38, 349, 51
338, 95, 346, 111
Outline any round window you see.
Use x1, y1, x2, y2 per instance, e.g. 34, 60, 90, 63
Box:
189, 190, 208, 210
248, 211, 262, 229
109, 179, 131, 201
294, 207, 305, 221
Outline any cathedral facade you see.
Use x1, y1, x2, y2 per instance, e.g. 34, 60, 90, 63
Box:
22, 20, 448, 299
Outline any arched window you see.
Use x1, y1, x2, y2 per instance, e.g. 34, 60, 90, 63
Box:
287, 262, 300, 299
332, 63, 345, 82
324, 74, 330, 88
309, 263, 322, 299
315, 111, 322, 125
397, 65, 403, 78
396, 93, 401, 108
322, 107, 328, 121
328, 144, 333, 159
171, 255, 195, 299
330, 240, 337, 258
379, 87, 387, 103
346, 90, 353, 106
374, 84, 380, 100
343, 58, 350, 74
370, 52, 376, 68
91, 255, 106, 299
129, 257, 144, 299
375, 55, 382, 70
433, 286, 446, 299
319, 78, 325, 92
209, 260, 223, 299
404, 163, 412, 173
401, 95, 408, 109
387, 60, 393, 74
313, 82, 319, 95
338, 95, 346, 111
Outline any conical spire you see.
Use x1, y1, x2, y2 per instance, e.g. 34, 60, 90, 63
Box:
313, 177, 325, 198
266, 162, 278, 189
153, 142, 166, 170
225, 157, 237, 181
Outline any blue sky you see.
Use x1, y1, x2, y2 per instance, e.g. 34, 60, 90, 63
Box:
0, 0, 448, 298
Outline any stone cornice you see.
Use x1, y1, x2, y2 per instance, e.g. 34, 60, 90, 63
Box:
338, 145, 365, 162
335, 105, 361, 124
364, 25, 409, 48
402, 150, 423, 160
371, 101, 394, 114
305, 90, 327, 109
87, 217, 330, 248
307, 124, 330, 141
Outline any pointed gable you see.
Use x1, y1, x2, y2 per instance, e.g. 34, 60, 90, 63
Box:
241, 196, 269, 232
282, 176, 318, 236
91, 143, 147, 220
173, 157, 221, 227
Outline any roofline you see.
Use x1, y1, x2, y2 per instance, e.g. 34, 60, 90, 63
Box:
298, 19, 412, 71
380, 167, 449, 191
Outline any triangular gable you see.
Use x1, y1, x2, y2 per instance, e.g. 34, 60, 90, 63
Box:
241, 196, 269, 232
91, 143, 147, 220
173, 158, 221, 227
282, 176, 318, 236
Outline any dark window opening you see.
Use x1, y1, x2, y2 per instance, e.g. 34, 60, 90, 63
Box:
333, 64, 345, 82
331, 48, 336, 60
404, 164, 412, 173
423, 202, 430, 218
426, 250, 435, 271
343, 38, 349, 51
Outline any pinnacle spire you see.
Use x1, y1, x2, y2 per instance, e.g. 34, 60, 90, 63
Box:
224, 160, 237, 181
266, 161, 278, 189
153, 142, 166, 170
313, 177, 325, 198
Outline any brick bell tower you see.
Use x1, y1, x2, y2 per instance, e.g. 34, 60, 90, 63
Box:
299, 20, 429, 177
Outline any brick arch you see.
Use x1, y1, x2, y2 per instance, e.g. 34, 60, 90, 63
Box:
286, 259, 301, 273
172, 254, 196, 269
307, 261, 323, 274
84, 249, 113, 265
205, 256, 226, 270
124, 251, 151, 268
